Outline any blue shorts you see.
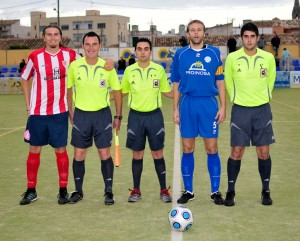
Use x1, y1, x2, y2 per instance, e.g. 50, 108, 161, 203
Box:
71, 107, 112, 149
126, 108, 165, 151
24, 112, 68, 148
179, 95, 219, 138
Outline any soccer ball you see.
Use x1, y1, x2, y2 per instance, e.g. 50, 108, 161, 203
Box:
168, 206, 193, 231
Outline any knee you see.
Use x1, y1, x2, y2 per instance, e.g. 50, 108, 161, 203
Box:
230, 148, 244, 160
151, 149, 163, 159
205, 146, 218, 154
183, 146, 194, 153
133, 150, 144, 160
257, 152, 270, 160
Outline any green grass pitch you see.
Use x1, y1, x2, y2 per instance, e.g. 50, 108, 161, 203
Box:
0, 89, 299, 241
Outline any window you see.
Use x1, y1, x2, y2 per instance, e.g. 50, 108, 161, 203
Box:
73, 22, 82, 30
97, 23, 106, 29
39, 26, 46, 32
83, 21, 93, 30
61, 25, 69, 30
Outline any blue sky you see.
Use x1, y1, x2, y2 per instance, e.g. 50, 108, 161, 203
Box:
0, 0, 294, 34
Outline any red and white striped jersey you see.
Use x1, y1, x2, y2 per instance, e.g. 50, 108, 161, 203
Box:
21, 47, 78, 115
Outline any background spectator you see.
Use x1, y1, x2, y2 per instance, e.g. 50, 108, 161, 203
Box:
258, 34, 266, 50
19, 59, 26, 73
282, 47, 291, 71
271, 32, 280, 56
128, 54, 136, 66
227, 35, 237, 53
179, 36, 188, 47
117, 56, 126, 71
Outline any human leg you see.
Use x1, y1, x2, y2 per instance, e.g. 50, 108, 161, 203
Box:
98, 147, 115, 205
252, 104, 274, 205
128, 151, 144, 202
177, 138, 195, 204
256, 146, 273, 205
151, 149, 172, 203
224, 146, 245, 207
204, 138, 224, 205
69, 148, 87, 204
20, 146, 42, 205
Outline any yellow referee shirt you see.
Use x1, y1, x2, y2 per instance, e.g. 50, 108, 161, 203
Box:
121, 61, 171, 112
225, 48, 276, 107
67, 57, 120, 111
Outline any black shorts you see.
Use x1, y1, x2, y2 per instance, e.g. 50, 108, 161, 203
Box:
126, 108, 165, 151
230, 103, 275, 147
71, 107, 112, 149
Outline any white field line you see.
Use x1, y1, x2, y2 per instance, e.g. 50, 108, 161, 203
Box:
171, 125, 183, 241
272, 99, 300, 111
0, 126, 25, 138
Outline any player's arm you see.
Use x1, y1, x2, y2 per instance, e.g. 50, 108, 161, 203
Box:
173, 82, 180, 125
110, 70, 123, 133
163, 89, 174, 99
120, 70, 129, 97
112, 90, 122, 133
160, 68, 174, 99
67, 88, 74, 124
224, 56, 234, 102
268, 56, 276, 94
216, 79, 226, 124
104, 58, 114, 71
21, 79, 31, 116
67, 64, 75, 124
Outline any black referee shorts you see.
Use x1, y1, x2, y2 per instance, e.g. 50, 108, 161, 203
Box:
126, 108, 165, 151
230, 103, 275, 147
71, 107, 112, 149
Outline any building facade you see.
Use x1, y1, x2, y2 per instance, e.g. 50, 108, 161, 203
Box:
0, 20, 30, 39
30, 10, 130, 48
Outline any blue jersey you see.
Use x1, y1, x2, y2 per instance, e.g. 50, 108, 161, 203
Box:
170, 45, 224, 96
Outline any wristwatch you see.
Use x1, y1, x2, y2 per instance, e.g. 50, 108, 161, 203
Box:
114, 115, 123, 120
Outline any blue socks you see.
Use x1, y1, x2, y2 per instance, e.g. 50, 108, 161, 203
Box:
181, 152, 194, 193
207, 152, 221, 193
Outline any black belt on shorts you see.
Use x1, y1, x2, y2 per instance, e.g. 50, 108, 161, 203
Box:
130, 108, 160, 115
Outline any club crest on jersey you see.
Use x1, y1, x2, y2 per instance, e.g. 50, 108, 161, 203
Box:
204, 56, 212, 63
50, 67, 62, 80
260, 68, 267, 77
153, 79, 160, 88
186, 61, 211, 76
100, 79, 106, 87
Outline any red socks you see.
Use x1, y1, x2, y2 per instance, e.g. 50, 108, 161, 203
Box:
55, 151, 69, 188
26, 152, 41, 188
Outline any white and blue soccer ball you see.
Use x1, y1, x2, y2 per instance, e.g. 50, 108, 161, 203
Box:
168, 206, 193, 232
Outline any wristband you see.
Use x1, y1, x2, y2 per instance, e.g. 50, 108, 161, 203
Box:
114, 115, 123, 120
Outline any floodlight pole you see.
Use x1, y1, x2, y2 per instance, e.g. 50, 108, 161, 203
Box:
57, 0, 60, 27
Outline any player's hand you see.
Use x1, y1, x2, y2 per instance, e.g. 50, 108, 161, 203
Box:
215, 107, 226, 125
113, 119, 121, 133
173, 109, 180, 125
104, 58, 114, 71
69, 111, 74, 125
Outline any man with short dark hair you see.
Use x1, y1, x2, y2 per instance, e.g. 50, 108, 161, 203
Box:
224, 22, 276, 206
67, 31, 122, 205
121, 38, 173, 203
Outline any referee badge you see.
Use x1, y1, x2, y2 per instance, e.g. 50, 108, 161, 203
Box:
153, 79, 160, 88
100, 79, 107, 88
260, 68, 267, 77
